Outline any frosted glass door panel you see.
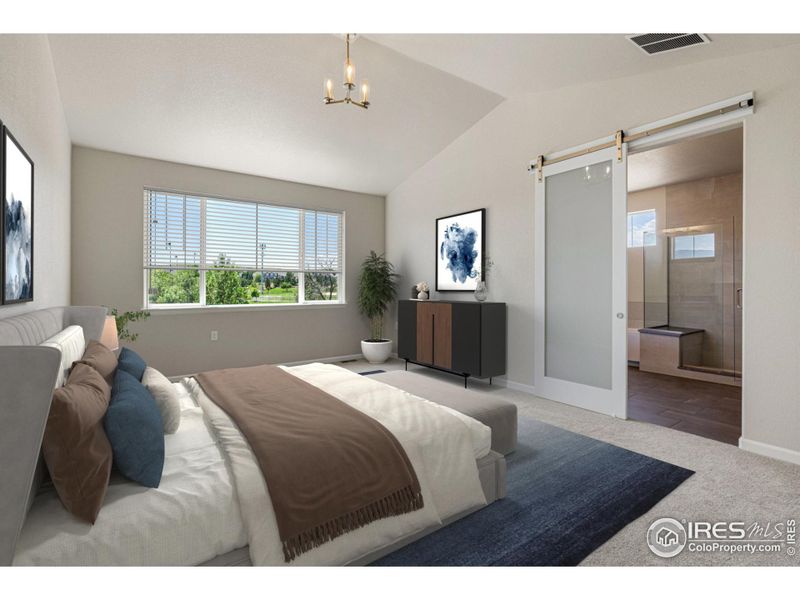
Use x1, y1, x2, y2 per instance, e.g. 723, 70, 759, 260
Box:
545, 160, 613, 389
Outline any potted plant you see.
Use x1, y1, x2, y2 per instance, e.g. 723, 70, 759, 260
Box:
108, 307, 151, 341
358, 251, 398, 364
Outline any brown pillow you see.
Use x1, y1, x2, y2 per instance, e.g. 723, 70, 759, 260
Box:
76, 340, 118, 384
42, 362, 113, 523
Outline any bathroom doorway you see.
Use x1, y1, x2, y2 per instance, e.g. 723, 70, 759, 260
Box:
626, 126, 743, 445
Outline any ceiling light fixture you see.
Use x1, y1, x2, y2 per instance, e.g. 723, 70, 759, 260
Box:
324, 34, 369, 109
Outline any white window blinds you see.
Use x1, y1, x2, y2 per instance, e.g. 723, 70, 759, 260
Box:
304, 210, 343, 272
258, 204, 302, 271
144, 191, 202, 269
144, 190, 342, 274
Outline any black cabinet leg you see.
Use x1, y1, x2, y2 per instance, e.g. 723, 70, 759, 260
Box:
490, 377, 493, 385
405, 359, 408, 371
464, 375, 468, 389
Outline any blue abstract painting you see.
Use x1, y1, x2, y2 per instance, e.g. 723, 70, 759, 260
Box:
3, 129, 34, 304
436, 209, 484, 291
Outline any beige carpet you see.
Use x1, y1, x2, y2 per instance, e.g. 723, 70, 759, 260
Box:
339, 358, 800, 566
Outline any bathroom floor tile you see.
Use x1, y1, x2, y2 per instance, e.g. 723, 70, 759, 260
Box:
628, 366, 742, 445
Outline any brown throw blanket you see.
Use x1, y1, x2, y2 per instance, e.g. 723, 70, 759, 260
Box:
195, 364, 423, 562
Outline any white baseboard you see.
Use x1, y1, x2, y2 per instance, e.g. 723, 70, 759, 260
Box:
280, 353, 363, 367
739, 437, 800, 466
493, 376, 536, 396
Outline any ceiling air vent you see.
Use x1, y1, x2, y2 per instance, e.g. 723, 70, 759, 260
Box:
627, 33, 711, 55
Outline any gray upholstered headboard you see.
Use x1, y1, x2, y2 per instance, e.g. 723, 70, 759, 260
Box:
0, 306, 107, 565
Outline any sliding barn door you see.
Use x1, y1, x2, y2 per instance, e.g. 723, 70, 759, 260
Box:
534, 145, 628, 418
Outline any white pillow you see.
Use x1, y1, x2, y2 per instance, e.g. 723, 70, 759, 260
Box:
142, 366, 182, 434
40, 326, 86, 388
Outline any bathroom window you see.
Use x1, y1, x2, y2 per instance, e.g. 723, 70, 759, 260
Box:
627, 209, 656, 248
672, 233, 715, 259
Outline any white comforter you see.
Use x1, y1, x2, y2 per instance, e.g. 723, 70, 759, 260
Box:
14, 384, 248, 566
187, 363, 489, 566
15, 363, 490, 566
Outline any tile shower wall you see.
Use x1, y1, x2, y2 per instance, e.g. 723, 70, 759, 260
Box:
666, 172, 742, 373
628, 172, 743, 372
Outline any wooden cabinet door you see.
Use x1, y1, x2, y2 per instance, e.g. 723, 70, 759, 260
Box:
397, 301, 417, 360
416, 302, 452, 369
416, 303, 435, 365
432, 303, 452, 370
452, 303, 480, 375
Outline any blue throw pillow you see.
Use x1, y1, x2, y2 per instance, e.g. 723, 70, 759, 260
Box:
117, 347, 147, 381
105, 369, 165, 488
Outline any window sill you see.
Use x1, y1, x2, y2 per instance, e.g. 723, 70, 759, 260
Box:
146, 302, 347, 315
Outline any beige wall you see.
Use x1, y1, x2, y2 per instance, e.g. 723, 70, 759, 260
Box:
71, 147, 385, 376
386, 43, 800, 456
0, 35, 72, 316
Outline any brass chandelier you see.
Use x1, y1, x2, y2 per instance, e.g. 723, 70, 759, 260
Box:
324, 34, 370, 109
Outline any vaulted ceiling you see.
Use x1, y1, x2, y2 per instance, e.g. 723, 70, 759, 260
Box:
48, 34, 503, 195
366, 34, 800, 98
48, 34, 799, 195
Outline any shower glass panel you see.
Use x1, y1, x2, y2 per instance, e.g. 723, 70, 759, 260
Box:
643, 229, 668, 328
665, 221, 738, 379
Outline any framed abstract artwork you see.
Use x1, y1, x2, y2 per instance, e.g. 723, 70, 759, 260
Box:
2, 126, 34, 304
436, 208, 485, 292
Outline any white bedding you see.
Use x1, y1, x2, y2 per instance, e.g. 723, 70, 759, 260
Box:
13, 383, 247, 566
187, 363, 490, 566
14, 363, 491, 566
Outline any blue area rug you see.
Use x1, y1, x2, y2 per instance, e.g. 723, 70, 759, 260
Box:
373, 416, 694, 566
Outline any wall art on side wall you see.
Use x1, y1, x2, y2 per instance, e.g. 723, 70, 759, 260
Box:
436, 208, 485, 292
2, 126, 34, 304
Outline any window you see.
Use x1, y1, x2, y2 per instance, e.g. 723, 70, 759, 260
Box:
144, 190, 344, 308
627, 209, 656, 248
671, 233, 715, 260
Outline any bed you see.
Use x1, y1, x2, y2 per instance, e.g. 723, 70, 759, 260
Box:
0, 306, 506, 566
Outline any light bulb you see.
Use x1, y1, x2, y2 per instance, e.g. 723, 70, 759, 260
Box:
344, 60, 355, 85
324, 78, 334, 101
360, 80, 369, 104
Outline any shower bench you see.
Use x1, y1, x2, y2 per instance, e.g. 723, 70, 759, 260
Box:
638, 326, 738, 386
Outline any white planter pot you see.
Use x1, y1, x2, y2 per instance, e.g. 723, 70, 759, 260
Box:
361, 339, 392, 364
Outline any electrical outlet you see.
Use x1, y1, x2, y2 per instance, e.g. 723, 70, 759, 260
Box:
210, 330, 219, 342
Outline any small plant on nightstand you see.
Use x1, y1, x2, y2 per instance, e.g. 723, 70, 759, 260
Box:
357, 251, 398, 364
108, 307, 151, 342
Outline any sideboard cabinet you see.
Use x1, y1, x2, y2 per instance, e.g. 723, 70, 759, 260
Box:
397, 299, 506, 387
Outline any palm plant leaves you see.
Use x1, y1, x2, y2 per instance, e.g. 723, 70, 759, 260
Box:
357, 251, 398, 341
